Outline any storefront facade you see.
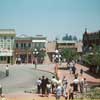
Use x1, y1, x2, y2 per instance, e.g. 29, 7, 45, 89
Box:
0, 29, 16, 64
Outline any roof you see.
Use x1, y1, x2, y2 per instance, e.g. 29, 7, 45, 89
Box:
0, 29, 16, 34
84, 30, 100, 35
15, 34, 32, 40
57, 40, 76, 44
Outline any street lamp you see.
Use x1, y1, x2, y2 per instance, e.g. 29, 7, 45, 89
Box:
53, 50, 61, 63
33, 48, 39, 69
52, 50, 61, 78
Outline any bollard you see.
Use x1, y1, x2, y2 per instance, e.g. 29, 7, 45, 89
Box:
0, 84, 2, 96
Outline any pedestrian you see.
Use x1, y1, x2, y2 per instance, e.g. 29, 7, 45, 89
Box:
6, 65, 9, 76
41, 76, 46, 97
51, 76, 57, 94
45, 77, 49, 96
80, 68, 83, 76
55, 84, 62, 100
73, 76, 79, 92
36, 78, 41, 94
69, 62, 73, 74
0, 84, 2, 96
62, 76, 68, 97
79, 78, 84, 93
67, 83, 74, 100
69, 67, 72, 74
72, 66, 76, 74
46, 81, 51, 97
84, 78, 88, 92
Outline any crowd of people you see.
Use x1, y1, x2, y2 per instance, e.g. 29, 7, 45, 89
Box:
36, 61, 88, 100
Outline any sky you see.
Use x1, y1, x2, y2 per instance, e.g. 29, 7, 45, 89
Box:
0, 0, 100, 40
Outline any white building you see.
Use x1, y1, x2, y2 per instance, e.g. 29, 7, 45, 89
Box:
0, 29, 16, 64
32, 35, 47, 50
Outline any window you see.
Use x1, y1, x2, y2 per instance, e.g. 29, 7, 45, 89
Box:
4, 36, 6, 39
4, 57, 6, 60
11, 36, 13, 40
16, 43, 18, 48
28, 43, 31, 48
0, 57, 3, 61
24, 43, 26, 48
0, 45, 3, 48
21, 43, 23, 48
0, 39, 3, 42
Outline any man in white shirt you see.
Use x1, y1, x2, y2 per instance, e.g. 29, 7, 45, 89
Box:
73, 77, 79, 92
51, 76, 57, 93
36, 78, 41, 94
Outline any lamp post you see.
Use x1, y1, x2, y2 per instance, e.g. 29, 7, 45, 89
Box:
33, 48, 39, 69
52, 50, 61, 79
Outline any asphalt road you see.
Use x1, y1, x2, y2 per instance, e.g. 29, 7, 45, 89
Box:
0, 64, 53, 94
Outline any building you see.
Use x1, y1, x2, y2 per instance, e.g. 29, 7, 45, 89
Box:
15, 34, 47, 64
46, 41, 56, 62
57, 40, 77, 51
0, 29, 16, 64
46, 40, 83, 62
15, 34, 32, 63
83, 29, 100, 52
32, 35, 47, 49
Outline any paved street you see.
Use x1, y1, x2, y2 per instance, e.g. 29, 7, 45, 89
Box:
0, 63, 100, 100
0, 64, 54, 94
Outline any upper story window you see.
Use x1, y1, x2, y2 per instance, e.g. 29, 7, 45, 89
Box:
21, 43, 23, 49
0, 39, 3, 42
28, 43, 31, 48
16, 43, 18, 48
24, 43, 26, 48
11, 36, 13, 40
4, 36, 6, 40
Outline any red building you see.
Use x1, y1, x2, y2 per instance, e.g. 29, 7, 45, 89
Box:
15, 35, 32, 64
83, 29, 100, 52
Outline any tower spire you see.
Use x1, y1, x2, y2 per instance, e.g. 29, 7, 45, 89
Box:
85, 28, 87, 34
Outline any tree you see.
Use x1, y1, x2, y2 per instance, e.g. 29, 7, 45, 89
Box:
62, 34, 77, 41
38, 48, 46, 64
73, 36, 77, 41
68, 35, 73, 40
82, 45, 100, 74
61, 48, 78, 62
62, 34, 69, 40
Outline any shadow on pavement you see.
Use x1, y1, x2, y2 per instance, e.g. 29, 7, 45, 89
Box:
84, 70, 100, 79
0, 71, 6, 80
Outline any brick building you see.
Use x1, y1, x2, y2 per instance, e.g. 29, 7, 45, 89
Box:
83, 29, 100, 52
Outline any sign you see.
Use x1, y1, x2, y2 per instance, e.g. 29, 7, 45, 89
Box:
0, 49, 13, 56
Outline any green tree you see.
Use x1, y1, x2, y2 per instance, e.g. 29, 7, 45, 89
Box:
62, 34, 69, 40
82, 45, 100, 74
73, 36, 77, 41
61, 48, 78, 62
62, 34, 77, 41
38, 48, 46, 63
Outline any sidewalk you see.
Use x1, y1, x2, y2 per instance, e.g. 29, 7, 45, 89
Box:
58, 63, 100, 84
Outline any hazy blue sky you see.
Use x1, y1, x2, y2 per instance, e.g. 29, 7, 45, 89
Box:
0, 0, 100, 40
